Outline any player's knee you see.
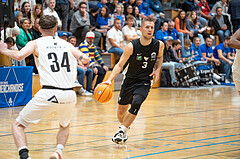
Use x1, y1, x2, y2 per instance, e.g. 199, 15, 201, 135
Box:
128, 95, 146, 115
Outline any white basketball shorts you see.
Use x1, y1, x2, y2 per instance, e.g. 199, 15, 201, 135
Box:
16, 89, 77, 127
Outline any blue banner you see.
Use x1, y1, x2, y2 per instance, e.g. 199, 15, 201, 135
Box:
0, 66, 33, 108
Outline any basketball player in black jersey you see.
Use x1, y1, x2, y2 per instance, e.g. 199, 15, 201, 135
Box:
103, 18, 164, 144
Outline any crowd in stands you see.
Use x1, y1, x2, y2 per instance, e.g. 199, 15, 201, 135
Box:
1, 0, 240, 91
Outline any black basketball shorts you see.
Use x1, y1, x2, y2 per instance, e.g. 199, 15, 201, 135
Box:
118, 80, 151, 105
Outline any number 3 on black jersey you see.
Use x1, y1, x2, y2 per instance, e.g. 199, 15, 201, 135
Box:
48, 52, 70, 72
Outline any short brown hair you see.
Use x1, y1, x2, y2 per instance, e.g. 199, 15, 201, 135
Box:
184, 39, 191, 46
126, 15, 134, 21
172, 40, 181, 47
141, 17, 155, 27
39, 15, 57, 29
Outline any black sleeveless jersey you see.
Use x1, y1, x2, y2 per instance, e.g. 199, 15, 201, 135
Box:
124, 38, 160, 81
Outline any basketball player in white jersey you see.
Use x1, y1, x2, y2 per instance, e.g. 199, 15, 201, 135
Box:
229, 28, 240, 95
0, 15, 89, 159
103, 18, 164, 144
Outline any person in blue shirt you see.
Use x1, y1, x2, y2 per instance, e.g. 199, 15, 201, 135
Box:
181, 39, 192, 59
136, 0, 160, 33
97, 6, 111, 27
191, 37, 206, 64
213, 36, 234, 82
201, 37, 220, 66
167, 21, 184, 46
97, 0, 107, 10
155, 21, 168, 42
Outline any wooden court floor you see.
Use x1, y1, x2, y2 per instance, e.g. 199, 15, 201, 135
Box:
0, 86, 240, 159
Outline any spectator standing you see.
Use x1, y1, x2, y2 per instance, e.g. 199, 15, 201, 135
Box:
106, 18, 124, 57
228, 0, 240, 33
55, 0, 74, 31
122, 15, 138, 47
70, 2, 90, 46
213, 36, 233, 82
79, 32, 109, 90
43, 0, 62, 28
212, 7, 231, 43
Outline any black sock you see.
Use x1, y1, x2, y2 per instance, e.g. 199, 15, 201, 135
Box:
19, 148, 29, 159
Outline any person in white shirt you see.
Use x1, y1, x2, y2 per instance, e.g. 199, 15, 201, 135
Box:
122, 15, 138, 47
0, 15, 89, 159
106, 18, 124, 57
43, 0, 62, 28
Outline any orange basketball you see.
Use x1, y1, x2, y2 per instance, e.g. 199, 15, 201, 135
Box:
94, 84, 112, 103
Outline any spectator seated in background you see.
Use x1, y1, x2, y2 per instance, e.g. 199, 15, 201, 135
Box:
213, 36, 234, 83
149, 0, 163, 18
167, 21, 182, 42
133, 6, 142, 38
161, 36, 184, 86
228, 0, 240, 33
201, 37, 221, 67
191, 37, 207, 64
107, 0, 119, 14
212, 7, 232, 43
174, 10, 193, 46
182, 0, 198, 12
70, 2, 90, 46
89, 5, 102, 46
29, 18, 42, 40
97, 0, 107, 10
181, 39, 192, 60
96, 6, 111, 37
110, 4, 126, 27
1, 25, 20, 51
106, 18, 124, 57
136, 0, 160, 33
67, 35, 77, 47
155, 21, 168, 42
197, 0, 213, 21
79, 32, 109, 90
171, 40, 183, 62
211, 0, 228, 15
122, 15, 138, 47
31, 4, 43, 27
17, 2, 33, 27
43, 0, 62, 29
186, 11, 213, 44
59, 32, 68, 41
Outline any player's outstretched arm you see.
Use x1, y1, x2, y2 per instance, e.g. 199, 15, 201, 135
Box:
150, 41, 164, 84
103, 43, 133, 85
229, 28, 240, 49
70, 43, 90, 65
0, 40, 35, 61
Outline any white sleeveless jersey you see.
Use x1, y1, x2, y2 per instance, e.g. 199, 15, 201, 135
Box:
35, 36, 77, 88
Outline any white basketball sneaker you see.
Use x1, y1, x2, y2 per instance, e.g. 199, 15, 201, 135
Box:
112, 130, 125, 144
49, 150, 62, 159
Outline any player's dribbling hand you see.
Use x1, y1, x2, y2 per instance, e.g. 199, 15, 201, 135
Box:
102, 80, 112, 86
150, 70, 160, 84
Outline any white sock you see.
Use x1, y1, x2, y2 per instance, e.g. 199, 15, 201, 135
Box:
119, 125, 128, 134
18, 146, 28, 152
56, 144, 64, 154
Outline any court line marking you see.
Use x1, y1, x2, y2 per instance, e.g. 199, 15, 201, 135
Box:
123, 140, 240, 159
182, 148, 240, 159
